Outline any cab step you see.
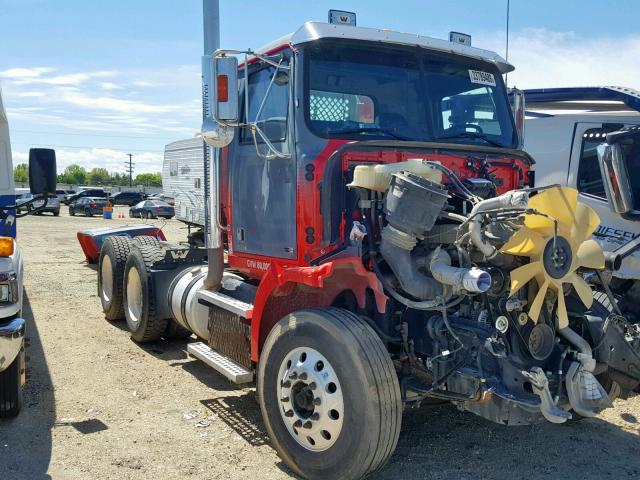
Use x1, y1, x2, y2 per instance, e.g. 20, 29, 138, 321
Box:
197, 289, 253, 318
187, 342, 254, 384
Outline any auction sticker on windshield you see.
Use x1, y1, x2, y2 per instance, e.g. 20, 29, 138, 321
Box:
468, 70, 496, 86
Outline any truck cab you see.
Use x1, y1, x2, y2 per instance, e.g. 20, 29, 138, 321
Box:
523, 87, 640, 314
0, 86, 57, 417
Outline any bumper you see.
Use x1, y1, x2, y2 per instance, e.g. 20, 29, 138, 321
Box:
0, 317, 25, 373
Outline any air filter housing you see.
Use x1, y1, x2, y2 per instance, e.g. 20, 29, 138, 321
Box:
384, 172, 449, 238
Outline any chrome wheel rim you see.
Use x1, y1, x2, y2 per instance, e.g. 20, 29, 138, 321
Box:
277, 347, 344, 452
101, 255, 113, 303
126, 268, 143, 327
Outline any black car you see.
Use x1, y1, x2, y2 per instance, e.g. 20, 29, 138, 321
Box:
66, 188, 106, 204
110, 191, 146, 206
69, 197, 109, 216
129, 200, 175, 219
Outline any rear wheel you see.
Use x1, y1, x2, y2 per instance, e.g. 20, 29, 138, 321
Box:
98, 236, 133, 320
123, 245, 168, 342
258, 308, 401, 480
69, 208, 75, 216
85, 207, 92, 217
0, 343, 25, 418
146, 211, 154, 219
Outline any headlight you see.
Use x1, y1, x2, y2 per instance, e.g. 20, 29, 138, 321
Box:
0, 271, 18, 303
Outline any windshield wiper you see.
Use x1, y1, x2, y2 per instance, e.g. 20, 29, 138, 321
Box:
434, 132, 505, 148
328, 127, 414, 141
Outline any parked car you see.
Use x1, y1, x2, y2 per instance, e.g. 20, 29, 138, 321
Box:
69, 197, 109, 217
66, 188, 106, 205
56, 189, 75, 202
16, 192, 60, 216
129, 200, 175, 219
109, 191, 146, 206
147, 194, 175, 206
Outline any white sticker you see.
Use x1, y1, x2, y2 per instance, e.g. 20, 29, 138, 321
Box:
468, 69, 496, 86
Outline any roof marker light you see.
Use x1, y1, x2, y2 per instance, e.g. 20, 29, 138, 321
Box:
328, 10, 356, 26
449, 31, 471, 46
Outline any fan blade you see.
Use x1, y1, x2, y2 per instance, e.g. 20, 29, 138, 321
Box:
577, 239, 605, 269
528, 279, 549, 323
556, 289, 569, 329
569, 273, 593, 309
571, 203, 601, 244
509, 261, 542, 296
501, 227, 546, 257
525, 187, 578, 233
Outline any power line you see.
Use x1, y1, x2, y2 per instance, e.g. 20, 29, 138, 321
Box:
505, 0, 510, 86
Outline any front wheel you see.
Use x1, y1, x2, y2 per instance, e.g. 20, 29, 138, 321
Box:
0, 343, 25, 418
257, 308, 401, 480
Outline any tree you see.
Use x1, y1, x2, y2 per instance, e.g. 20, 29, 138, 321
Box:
88, 167, 110, 186
13, 163, 28, 183
59, 164, 87, 185
135, 173, 162, 187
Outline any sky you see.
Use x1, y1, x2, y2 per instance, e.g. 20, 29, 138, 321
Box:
1, 0, 639, 175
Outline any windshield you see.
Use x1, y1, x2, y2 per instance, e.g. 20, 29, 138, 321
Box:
304, 40, 516, 148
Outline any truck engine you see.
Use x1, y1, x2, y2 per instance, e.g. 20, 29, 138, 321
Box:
349, 157, 640, 424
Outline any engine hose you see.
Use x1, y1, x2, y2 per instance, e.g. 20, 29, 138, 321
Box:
365, 216, 462, 310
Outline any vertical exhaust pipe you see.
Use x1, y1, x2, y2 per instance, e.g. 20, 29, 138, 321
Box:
202, 0, 224, 290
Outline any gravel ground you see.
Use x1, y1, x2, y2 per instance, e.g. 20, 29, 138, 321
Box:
1, 207, 640, 480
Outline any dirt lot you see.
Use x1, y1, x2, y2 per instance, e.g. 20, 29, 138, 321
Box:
1, 207, 640, 479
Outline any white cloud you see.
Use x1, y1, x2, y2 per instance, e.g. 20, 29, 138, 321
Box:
61, 91, 179, 113
0, 67, 53, 79
15, 91, 45, 98
478, 29, 640, 90
100, 82, 123, 91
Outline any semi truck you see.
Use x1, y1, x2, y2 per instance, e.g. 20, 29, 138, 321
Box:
523, 87, 640, 319
0, 86, 57, 417
96, 5, 640, 479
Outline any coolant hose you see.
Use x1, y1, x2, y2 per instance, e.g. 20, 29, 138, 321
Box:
558, 327, 596, 372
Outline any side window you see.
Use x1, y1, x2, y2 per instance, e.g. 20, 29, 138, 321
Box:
170, 160, 178, 176
577, 129, 607, 199
241, 62, 290, 143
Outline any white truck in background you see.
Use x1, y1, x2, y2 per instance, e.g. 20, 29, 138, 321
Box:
522, 87, 640, 318
0, 86, 57, 417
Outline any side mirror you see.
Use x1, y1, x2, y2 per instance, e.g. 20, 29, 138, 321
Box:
597, 143, 634, 214
509, 88, 525, 149
201, 54, 238, 148
28, 148, 57, 195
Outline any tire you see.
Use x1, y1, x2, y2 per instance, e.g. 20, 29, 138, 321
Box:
123, 245, 168, 342
53, 210, 60, 217
85, 208, 92, 217
0, 343, 25, 418
257, 308, 401, 480
132, 235, 161, 250
146, 211, 153, 220
69, 208, 75, 216
98, 236, 133, 320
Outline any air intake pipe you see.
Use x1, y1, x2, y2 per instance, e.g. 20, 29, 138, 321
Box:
380, 172, 490, 300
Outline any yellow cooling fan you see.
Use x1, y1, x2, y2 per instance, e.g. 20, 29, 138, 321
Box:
500, 186, 605, 328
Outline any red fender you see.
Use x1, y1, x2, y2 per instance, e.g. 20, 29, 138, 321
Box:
250, 257, 387, 361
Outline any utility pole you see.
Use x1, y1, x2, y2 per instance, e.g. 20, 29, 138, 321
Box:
125, 153, 134, 187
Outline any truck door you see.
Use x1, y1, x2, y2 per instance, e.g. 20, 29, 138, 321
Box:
568, 121, 640, 279
229, 60, 297, 259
